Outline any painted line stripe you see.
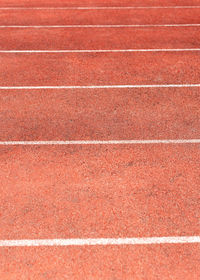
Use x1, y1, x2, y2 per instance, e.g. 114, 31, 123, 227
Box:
0, 236, 200, 247
1, 84, 200, 90
0, 24, 200, 28
0, 140, 200, 145
1, 6, 200, 10
1, 48, 200, 53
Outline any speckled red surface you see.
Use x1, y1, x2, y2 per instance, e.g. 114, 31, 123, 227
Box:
1, 0, 200, 8
1, 27, 200, 50
0, 8, 200, 25
1, 245, 200, 279
0, 0, 200, 279
0, 88, 200, 141
1, 52, 200, 86
0, 144, 200, 239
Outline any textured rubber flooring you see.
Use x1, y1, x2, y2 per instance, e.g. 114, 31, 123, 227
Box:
0, 1, 200, 279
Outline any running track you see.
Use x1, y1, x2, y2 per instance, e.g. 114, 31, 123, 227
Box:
0, 0, 200, 279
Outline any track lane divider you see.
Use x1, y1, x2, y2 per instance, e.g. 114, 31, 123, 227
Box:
1, 48, 200, 53
0, 140, 200, 145
1, 84, 200, 90
0, 236, 200, 247
1, 6, 200, 10
0, 24, 200, 28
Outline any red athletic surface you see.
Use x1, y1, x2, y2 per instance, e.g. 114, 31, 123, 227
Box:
0, 88, 199, 141
0, 145, 200, 239
1, 0, 200, 8
0, 1, 200, 279
0, 8, 200, 25
0, 245, 200, 279
1, 27, 200, 50
1, 52, 200, 86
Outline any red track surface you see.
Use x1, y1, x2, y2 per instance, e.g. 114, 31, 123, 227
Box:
0, 88, 200, 141
1, 0, 200, 8
1, 27, 200, 50
0, 144, 200, 239
0, 1, 200, 279
0, 8, 200, 25
0, 245, 200, 279
1, 52, 200, 85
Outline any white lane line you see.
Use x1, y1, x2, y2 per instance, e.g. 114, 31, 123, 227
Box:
1, 84, 200, 90
0, 236, 200, 247
1, 6, 200, 10
1, 48, 200, 53
0, 140, 200, 145
0, 24, 200, 28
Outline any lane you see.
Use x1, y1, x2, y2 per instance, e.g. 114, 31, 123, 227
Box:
0, 27, 200, 50
1, 0, 200, 8
0, 52, 200, 86
0, 244, 200, 279
0, 144, 199, 239
0, 8, 200, 25
0, 88, 200, 141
